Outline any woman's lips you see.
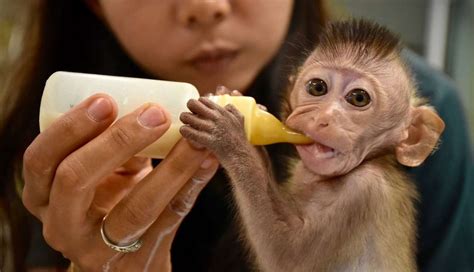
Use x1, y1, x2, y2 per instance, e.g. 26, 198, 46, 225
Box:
189, 48, 239, 73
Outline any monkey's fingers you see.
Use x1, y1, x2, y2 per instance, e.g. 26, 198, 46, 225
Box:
180, 112, 215, 132
223, 104, 245, 124
198, 97, 223, 111
180, 125, 214, 149
257, 104, 267, 111
187, 99, 220, 120
231, 90, 243, 96
215, 85, 232, 95
199, 97, 236, 118
214, 86, 243, 97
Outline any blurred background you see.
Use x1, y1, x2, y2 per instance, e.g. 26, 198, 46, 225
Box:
0, 1, 28, 98
0, 0, 472, 138
0, 2, 26, 70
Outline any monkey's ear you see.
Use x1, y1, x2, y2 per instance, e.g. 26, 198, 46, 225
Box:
395, 106, 445, 167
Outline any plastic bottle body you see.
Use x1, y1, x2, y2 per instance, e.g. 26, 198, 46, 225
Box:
40, 72, 200, 158
40, 72, 311, 159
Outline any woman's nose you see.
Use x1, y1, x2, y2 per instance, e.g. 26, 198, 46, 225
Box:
176, 0, 231, 28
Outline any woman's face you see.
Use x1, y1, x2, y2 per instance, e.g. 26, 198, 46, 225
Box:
95, 0, 294, 94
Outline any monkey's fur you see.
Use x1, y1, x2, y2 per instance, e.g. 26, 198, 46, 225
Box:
181, 20, 445, 272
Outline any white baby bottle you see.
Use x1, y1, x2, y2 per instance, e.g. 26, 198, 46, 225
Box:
39, 72, 312, 158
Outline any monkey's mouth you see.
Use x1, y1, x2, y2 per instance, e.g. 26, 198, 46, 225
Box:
296, 142, 337, 160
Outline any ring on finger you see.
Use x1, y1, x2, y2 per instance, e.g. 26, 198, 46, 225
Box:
100, 215, 142, 253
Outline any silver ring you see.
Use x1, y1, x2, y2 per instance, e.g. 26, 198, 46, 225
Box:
100, 215, 142, 253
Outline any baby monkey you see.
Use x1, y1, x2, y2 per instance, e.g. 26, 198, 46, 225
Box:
180, 20, 445, 271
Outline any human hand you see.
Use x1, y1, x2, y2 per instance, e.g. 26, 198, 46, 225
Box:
22, 94, 218, 271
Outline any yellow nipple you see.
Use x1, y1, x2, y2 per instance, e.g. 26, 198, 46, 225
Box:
210, 95, 312, 145
250, 108, 313, 145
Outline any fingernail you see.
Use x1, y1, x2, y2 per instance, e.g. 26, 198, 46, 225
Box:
138, 105, 166, 128
87, 98, 113, 122
200, 158, 214, 169
216, 85, 228, 94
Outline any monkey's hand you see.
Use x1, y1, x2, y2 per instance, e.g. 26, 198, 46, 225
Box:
180, 97, 252, 164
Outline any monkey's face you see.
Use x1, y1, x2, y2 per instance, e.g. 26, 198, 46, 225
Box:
286, 58, 411, 177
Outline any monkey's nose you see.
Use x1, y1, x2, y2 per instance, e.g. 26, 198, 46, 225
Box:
312, 107, 334, 129
318, 122, 329, 128
311, 115, 330, 128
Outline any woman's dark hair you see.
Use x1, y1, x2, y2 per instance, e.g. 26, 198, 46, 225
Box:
0, 0, 327, 270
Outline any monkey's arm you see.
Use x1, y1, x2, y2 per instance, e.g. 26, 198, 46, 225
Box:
180, 98, 305, 270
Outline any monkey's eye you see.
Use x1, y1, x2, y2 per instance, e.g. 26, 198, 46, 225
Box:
345, 89, 371, 107
306, 78, 328, 96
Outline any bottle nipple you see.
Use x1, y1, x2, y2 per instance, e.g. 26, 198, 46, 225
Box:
210, 95, 312, 145
251, 108, 313, 145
